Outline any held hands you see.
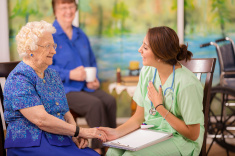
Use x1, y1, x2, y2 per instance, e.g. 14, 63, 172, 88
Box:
72, 137, 88, 149
98, 127, 118, 141
147, 82, 163, 108
70, 66, 86, 81
73, 127, 117, 149
86, 78, 100, 90
79, 127, 107, 142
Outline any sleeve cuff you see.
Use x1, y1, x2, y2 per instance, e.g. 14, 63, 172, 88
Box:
63, 70, 71, 84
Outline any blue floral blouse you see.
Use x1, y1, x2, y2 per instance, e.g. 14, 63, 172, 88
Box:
4, 61, 71, 148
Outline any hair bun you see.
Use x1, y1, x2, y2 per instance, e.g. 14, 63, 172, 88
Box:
180, 44, 187, 53
177, 43, 193, 61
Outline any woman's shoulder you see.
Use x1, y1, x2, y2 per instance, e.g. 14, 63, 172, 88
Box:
175, 65, 202, 88
8, 61, 37, 81
4, 62, 38, 93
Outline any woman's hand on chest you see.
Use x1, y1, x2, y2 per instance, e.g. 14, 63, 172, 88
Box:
147, 82, 163, 108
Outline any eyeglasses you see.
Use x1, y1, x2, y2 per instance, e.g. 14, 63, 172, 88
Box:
37, 43, 57, 50
58, 5, 76, 12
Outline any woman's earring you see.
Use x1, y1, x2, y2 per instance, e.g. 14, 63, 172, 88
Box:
30, 54, 33, 57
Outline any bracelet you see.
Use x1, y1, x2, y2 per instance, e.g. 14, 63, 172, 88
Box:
164, 111, 170, 120
155, 104, 163, 110
74, 126, 80, 137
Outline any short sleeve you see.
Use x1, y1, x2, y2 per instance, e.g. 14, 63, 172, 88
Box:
4, 73, 42, 111
177, 83, 204, 125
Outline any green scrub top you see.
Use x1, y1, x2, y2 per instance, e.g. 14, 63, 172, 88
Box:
133, 65, 204, 156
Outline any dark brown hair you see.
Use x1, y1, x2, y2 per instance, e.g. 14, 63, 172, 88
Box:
147, 26, 193, 65
52, 0, 77, 15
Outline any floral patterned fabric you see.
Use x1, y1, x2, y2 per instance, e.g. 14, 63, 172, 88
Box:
4, 61, 71, 148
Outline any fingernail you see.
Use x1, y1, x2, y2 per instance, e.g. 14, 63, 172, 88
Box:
160, 85, 162, 88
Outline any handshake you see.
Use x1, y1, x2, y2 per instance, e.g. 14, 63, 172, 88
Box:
72, 126, 117, 149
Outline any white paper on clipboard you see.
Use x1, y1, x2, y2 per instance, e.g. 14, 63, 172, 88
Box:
103, 129, 173, 151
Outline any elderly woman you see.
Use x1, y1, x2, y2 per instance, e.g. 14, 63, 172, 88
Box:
4, 21, 106, 156
49, 0, 117, 154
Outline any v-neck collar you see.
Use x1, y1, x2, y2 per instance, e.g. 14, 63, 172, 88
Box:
156, 71, 173, 87
53, 20, 80, 41
155, 67, 182, 89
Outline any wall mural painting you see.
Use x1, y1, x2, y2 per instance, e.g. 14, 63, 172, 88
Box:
78, 0, 177, 81
78, 0, 177, 117
9, 0, 177, 82
9, 0, 235, 116
8, 0, 54, 61
7, 0, 176, 117
184, 0, 235, 85
8, 0, 235, 84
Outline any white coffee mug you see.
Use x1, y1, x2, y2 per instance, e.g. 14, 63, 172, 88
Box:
85, 67, 96, 82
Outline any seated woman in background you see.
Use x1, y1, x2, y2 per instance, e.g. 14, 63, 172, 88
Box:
99, 26, 204, 156
49, 1, 117, 154
4, 20, 106, 156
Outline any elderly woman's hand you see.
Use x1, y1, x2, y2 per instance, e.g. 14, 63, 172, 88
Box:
79, 127, 107, 142
70, 66, 86, 81
98, 127, 118, 141
86, 78, 100, 90
147, 82, 163, 108
72, 137, 89, 149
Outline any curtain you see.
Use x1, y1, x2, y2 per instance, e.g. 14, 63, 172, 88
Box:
0, 0, 10, 62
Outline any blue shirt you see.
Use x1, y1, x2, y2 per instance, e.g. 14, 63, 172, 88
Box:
4, 61, 71, 148
49, 20, 97, 94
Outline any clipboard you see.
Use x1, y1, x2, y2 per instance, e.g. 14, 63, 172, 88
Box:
103, 129, 173, 151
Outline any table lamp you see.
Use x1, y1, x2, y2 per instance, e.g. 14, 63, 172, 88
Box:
129, 61, 139, 70
129, 61, 140, 76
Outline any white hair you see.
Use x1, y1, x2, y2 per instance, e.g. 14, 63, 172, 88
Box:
15, 20, 56, 57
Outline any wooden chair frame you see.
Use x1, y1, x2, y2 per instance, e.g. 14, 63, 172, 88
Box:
0, 61, 20, 156
180, 58, 216, 156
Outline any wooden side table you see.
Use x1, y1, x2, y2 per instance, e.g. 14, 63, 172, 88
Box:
109, 83, 137, 116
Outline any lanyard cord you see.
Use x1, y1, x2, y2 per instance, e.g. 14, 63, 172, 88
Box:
150, 65, 175, 108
